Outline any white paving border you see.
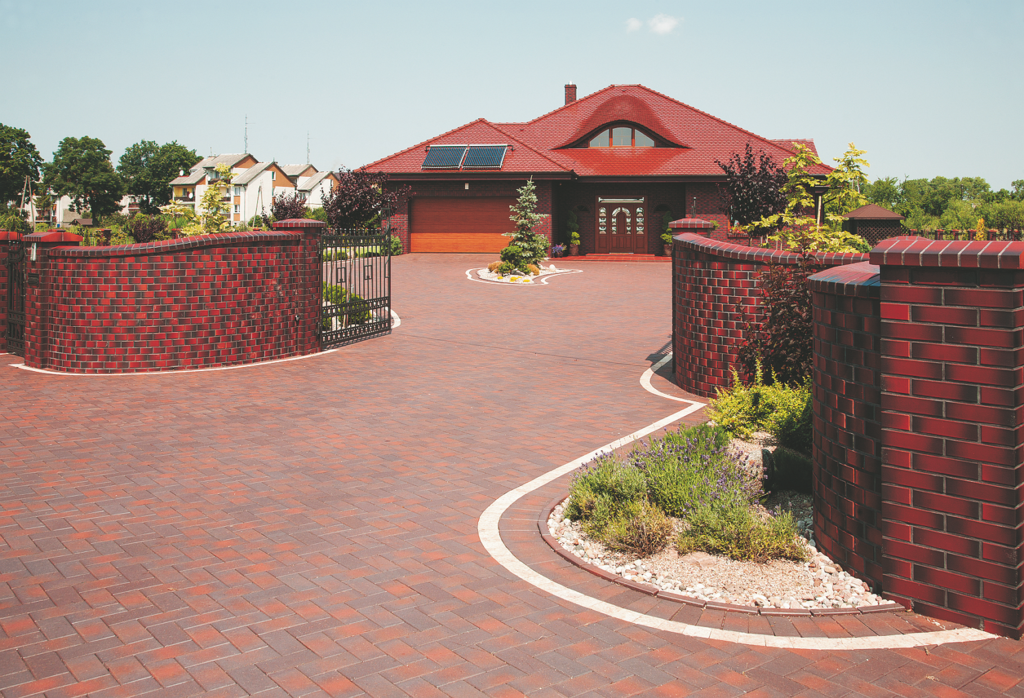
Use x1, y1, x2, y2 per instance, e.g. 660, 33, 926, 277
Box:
9, 310, 401, 376
478, 354, 994, 649
464, 267, 582, 286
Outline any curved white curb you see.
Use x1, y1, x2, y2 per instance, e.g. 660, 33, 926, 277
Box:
465, 267, 582, 286
10, 309, 403, 377
478, 353, 995, 649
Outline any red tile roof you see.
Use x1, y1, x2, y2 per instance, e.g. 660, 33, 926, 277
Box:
844, 203, 905, 220
365, 85, 832, 178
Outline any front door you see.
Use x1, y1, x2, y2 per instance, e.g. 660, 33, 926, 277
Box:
596, 197, 646, 253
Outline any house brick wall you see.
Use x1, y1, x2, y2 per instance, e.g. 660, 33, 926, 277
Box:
28, 224, 321, 373
386, 180, 554, 251
810, 262, 884, 591
672, 233, 865, 397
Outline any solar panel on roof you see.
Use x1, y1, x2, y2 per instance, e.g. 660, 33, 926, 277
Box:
422, 145, 466, 169
462, 145, 507, 169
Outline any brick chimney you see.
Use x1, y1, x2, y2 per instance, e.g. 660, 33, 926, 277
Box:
564, 83, 577, 105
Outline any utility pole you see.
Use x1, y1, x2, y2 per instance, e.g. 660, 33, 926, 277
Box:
307, 132, 310, 164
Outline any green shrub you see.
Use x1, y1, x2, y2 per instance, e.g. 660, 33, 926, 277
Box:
389, 234, 403, 256
603, 499, 673, 556
324, 248, 349, 261
496, 261, 515, 276
564, 455, 647, 537
640, 423, 757, 518
706, 364, 812, 455
322, 285, 371, 328
677, 503, 806, 563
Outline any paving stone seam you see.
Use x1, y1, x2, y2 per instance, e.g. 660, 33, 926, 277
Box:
478, 356, 996, 650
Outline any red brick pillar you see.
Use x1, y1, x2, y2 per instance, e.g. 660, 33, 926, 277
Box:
809, 262, 884, 591
873, 237, 1024, 638
0, 231, 19, 352
272, 219, 324, 354
21, 230, 82, 368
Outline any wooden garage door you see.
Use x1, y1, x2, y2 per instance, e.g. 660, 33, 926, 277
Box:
410, 197, 515, 253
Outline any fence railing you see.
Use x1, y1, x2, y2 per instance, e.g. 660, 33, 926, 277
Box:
319, 228, 391, 349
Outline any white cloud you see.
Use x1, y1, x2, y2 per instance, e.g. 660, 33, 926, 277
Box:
648, 14, 681, 35
625, 17, 642, 32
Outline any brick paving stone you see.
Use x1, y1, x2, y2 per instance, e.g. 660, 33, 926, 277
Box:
0, 255, 1020, 697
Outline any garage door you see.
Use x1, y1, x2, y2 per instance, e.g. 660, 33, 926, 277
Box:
409, 197, 516, 253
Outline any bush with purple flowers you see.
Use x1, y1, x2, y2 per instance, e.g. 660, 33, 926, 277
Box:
564, 423, 805, 562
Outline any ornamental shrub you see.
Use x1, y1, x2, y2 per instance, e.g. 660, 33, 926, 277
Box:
603, 499, 673, 556
322, 285, 370, 327
738, 257, 814, 387
125, 213, 168, 243
677, 504, 806, 563
706, 363, 812, 456
564, 455, 648, 538
640, 424, 758, 519
389, 234, 403, 256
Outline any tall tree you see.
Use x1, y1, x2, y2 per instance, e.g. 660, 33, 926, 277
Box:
0, 123, 43, 205
715, 144, 787, 227
118, 140, 199, 214
44, 136, 124, 219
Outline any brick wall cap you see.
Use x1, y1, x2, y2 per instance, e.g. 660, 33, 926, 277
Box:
46, 230, 300, 258
674, 232, 868, 266
870, 236, 1024, 269
668, 217, 715, 230
23, 230, 84, 243
808, 261, 880, 298
272, 219, 326, 230
0, 231, 23, 240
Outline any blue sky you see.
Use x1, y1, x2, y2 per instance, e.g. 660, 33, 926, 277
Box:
4, 0, 1022, 189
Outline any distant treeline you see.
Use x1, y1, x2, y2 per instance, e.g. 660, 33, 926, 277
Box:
863, 176, 1024, 231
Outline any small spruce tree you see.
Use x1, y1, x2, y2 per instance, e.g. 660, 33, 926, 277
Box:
499, 178, 549, 272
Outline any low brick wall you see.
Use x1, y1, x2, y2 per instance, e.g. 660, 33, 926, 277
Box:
4, 221, 323, 373
674, 234, 1024, 638
809, 262, 884, 591
671, 232, 865, 397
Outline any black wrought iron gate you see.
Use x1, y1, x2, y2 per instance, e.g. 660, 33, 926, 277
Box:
4, 237, 26, 357
319, 228, 391, 349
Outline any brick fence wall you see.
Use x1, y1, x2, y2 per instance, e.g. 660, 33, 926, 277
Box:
673, 232, 1024, 638
671, 230, 865, 397
1, 221, 322, 373
0, 231, 17, 352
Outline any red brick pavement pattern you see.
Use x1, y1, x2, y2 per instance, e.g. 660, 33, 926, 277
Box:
0, 254, 1021, 697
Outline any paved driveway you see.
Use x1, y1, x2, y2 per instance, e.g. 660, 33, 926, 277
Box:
0, 255, 1020, 697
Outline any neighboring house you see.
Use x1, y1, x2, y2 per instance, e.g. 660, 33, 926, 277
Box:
171, 154, 337, 226
365, 84, 832, 254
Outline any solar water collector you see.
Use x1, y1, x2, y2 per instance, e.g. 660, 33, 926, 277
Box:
462, 145, 508, 169
421, 145, 467, 169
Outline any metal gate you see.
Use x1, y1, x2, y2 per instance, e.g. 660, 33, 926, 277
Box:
319, 228, 391, 349
4, 236, 26, 357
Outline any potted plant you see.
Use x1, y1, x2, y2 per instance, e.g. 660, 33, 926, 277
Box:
566, 210, 581, 256
660, 210, 675, 255
551, 243, 566, 258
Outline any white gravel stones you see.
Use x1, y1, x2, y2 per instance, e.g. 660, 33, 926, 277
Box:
476, 264, 567, 284
548, 478, 884, 612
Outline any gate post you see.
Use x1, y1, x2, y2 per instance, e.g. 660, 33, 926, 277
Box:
0, 231, 19, 352
21, 230, 81, 368
272, 219, 324, 354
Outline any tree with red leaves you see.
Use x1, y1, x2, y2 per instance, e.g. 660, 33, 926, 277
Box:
321, 170, 411, 230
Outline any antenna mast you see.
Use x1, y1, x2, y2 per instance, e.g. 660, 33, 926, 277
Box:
306, 132, 310, 164
244, 115, 248, 153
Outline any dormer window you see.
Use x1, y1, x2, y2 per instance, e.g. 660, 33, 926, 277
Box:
586, 125, 657, 148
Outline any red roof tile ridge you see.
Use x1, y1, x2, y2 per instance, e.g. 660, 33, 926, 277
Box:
631, 85, 833, 173
502, 84, 622, 127
360, 117, 493, 171
484, 122, 572, 172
